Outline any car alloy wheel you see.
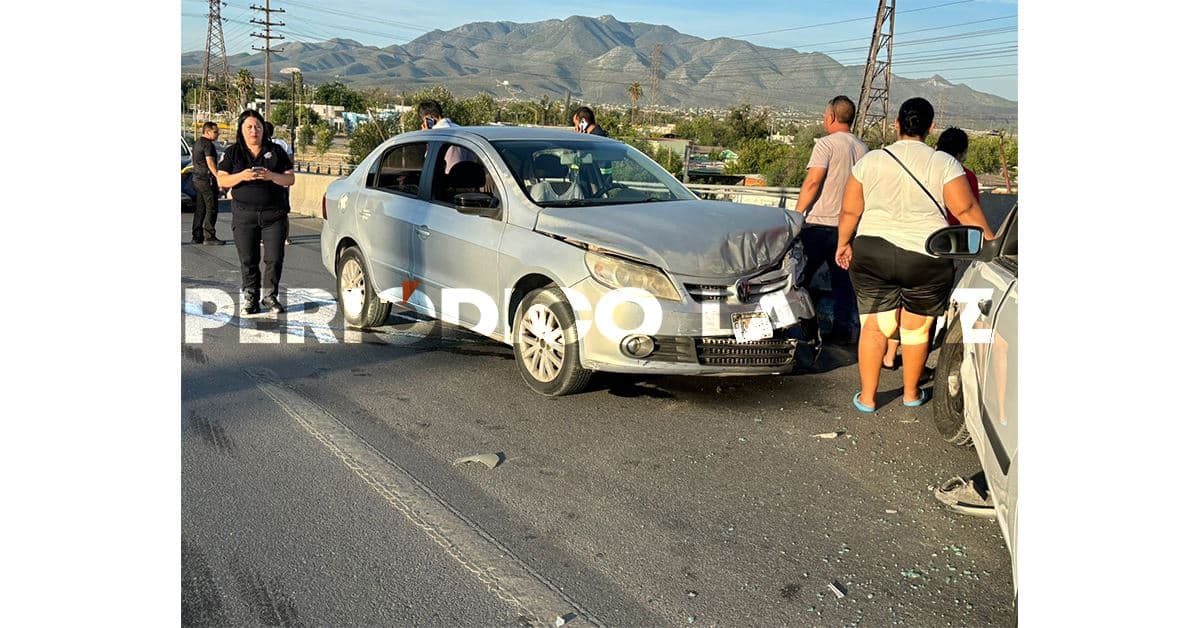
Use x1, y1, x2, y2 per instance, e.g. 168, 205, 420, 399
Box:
518, 303, 566, 383
336, 245, 391, 329
340, 257, 366, 318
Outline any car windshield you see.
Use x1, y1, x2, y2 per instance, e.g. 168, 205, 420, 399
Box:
492, 139, 695, 207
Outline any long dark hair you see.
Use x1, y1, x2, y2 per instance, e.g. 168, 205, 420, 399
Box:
234, 109, 266, 151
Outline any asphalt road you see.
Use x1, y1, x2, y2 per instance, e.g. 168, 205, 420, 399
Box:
181, 205, 1015, 626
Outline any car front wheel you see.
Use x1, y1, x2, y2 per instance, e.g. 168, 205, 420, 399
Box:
932, 317, 973, 446
513, 287, 592, 396
337, 245, 391, 329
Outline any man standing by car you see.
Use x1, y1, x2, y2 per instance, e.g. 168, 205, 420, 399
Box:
418, 100, 470, 174
571, 106, 608, 137
191, 122, 225, 245
794, 96, 867, 343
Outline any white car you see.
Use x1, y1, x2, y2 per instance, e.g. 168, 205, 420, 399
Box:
926, 204, 1018, 591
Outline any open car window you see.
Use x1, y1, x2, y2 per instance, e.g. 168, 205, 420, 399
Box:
368, 142, 427, 197
492, 139, 694, 207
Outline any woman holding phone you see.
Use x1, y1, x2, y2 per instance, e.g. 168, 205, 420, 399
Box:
217, 109, 295, 315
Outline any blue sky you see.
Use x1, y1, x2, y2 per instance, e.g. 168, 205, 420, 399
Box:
181, 0, 1017, 100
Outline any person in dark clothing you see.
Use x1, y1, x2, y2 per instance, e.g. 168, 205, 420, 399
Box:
216, 110, 295, 315
571, 106, 608, 137
190, 122, 225, 245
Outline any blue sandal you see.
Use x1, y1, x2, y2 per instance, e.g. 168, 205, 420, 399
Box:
903, 388, 931, 407
853, 392, 876, 414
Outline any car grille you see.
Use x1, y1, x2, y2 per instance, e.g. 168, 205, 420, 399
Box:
695, 336, 797, 367
684, 262, 791, 304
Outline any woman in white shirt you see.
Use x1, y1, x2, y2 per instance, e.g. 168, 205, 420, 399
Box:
835, 97, 994, 413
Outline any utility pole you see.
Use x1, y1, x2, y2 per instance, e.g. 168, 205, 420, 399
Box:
649, 43, 663, 127
563, 90, 572, 125
201, 0, 233, 116
854, 0, 896, 147
991, 130, 1014, 193
251, 1, 285, 119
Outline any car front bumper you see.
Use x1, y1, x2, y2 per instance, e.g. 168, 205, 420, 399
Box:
567, 276, 816, 375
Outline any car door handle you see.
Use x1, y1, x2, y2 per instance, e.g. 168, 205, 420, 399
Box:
978, 299, 993, 316
415, 225, 431, 240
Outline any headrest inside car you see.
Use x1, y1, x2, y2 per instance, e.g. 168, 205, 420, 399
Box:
533, 154, 568, 178
446, 160, 485, 188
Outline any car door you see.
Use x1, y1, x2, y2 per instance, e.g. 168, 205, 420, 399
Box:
354, 141, 429, 298
979, 210, 1017, 554
406, 140, 505, 330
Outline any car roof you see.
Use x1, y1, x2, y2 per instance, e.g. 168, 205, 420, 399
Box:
403, 125, 621, 144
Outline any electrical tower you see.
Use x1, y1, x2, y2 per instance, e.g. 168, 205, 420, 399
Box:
251, 1, 285, 118
854, 0, 895, 146
649, 44, 663, 126
201, 0, 233, 116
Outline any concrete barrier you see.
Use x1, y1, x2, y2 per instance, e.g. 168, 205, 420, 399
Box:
289, 172, 340, 218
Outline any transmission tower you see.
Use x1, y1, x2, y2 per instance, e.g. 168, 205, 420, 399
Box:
251, 1, 285, 118
649, 44, 663, 126
201, 0, 233, 115
854, 0, 895, 147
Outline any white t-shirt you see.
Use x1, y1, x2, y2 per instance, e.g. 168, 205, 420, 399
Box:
851, 139, 965, 256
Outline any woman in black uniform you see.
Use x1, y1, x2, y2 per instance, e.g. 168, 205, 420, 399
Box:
217, 110, 295, 315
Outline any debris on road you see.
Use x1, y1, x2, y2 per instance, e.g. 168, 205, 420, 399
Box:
811, 431, 845, 439
686, 590, 699, 598
827, 581, 847, 598
453, 452, 503, 469
885, 509, 898, 514
554, 612, 576, 626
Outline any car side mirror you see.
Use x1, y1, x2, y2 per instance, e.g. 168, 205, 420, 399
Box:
453, 193, 501, 218
925, 225, 984, 258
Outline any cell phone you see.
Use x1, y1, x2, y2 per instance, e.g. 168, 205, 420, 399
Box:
578, 120, 589, 131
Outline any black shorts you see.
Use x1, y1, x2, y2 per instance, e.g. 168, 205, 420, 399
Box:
848, 235, 955, 317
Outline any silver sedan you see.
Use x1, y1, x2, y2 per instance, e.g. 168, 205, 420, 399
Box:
321, 126, 817, 395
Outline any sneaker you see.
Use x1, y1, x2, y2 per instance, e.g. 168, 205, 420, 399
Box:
191, 237, 204, 244
203, 238, 226, 246
242, 302, 260, 315
261, 295, 285, 314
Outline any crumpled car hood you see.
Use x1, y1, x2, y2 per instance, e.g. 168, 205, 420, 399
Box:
535, 199, 803, 279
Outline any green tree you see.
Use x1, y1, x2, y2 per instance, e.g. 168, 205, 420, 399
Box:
627, 82, 642, 123
314, 81, 368, 112
347, 114, 404, 164
299, 123, 315, 149
315, 123, 334, 155
234, 69, 257, 108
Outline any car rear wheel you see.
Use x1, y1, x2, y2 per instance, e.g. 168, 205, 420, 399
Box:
932, 316, 973, 446
337, 245, 391, 329
513, 287, 592, 396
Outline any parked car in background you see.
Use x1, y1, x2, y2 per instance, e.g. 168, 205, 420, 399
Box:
181, 136, 195, 211
321, 126, 818, 395
925, 204, 1018, 590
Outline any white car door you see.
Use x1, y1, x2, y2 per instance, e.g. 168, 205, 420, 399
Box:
355, 142, 430, 296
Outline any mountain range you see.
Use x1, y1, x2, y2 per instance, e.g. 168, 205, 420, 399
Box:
181, 15, 1016, 129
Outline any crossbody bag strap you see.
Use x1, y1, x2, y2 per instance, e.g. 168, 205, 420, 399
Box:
883, 148, 947, 219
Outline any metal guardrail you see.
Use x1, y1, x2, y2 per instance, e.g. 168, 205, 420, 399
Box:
294, 161, 356, 176
293, 160, 800, 206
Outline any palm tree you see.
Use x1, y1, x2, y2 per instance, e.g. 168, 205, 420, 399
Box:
628, 82, 642, 125
234, 69, 256, 110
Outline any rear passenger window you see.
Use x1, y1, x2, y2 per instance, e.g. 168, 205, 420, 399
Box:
369, 143, 426, 197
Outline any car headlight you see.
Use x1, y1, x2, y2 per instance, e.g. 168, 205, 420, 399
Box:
585, 250, 681, 302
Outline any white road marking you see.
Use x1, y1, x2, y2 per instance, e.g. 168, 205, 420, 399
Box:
246, 367, 601, 627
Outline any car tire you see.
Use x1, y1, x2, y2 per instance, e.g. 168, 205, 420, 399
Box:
513, 287, 592, 396
337, 245, 391, 329
932, 316, 973, 446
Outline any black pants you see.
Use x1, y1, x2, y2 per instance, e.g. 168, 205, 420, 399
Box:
190, 177, 219, 241
231, 204, 289, 300
799, 225, 858, 333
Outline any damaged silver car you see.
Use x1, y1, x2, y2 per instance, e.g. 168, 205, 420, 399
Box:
320, 127, 817, 395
